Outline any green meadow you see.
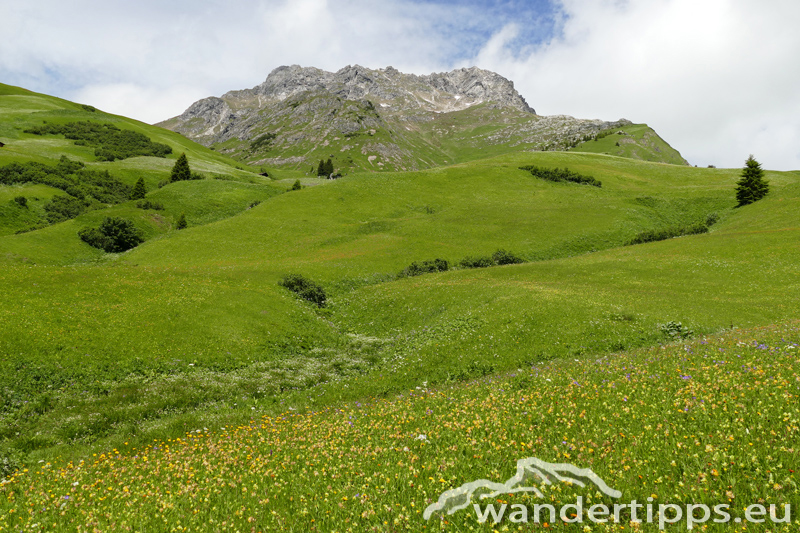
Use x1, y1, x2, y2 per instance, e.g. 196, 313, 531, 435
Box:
1, 83, 799, 531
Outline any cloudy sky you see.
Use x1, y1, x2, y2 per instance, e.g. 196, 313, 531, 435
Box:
2, 0, 799, 170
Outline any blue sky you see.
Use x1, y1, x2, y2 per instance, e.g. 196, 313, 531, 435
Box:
2, 0, 800, 170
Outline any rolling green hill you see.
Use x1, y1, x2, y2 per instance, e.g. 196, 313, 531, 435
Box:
1, 82, 798, 532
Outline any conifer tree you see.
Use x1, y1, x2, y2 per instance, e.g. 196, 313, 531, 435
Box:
317, 159, 326, 177
176, 213, 187, 230
170, 153, 191, 183
735, 155, 769, 206
325, 158, 334, 176
130, 177, 146, 200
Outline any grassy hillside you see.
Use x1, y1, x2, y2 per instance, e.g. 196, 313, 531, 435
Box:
0, 82, 297, 250
2, 322, 797, 531
1, 83, 798, 531
571, 123, 689, 165
1, 148, 798, 465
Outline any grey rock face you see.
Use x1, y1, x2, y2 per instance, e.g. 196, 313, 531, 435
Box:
159, 65, 659, 171
164, 65, 535, 143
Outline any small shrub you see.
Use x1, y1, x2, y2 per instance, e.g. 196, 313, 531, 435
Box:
135, 200, 164, 210
248, 200, 262, 209
12, 196, 27, 208
459, 255, 494, 269
492, 249, 524, 265
78, 217, 144, 253
659, 321, 693, 340
459, 249, 524, 269
250, 133, 276, 152
175, 213, 187, 230
291, 180, 302, 191
279, 274, 326, 307
401, 258, 449, 277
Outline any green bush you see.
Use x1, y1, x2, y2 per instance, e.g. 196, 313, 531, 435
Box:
0, 157, 130, 209
78, 217, 144, 253
135, 200, 164, 210
279, 274, 327, 307
659, 321, 693, 340
24, 121, 171, 161
492, 249, 524, 265
519, 165, 602, 187
459, 249, 524, 269
459, 255, 495, 269
12, 196, 27, 208
250, 133, 276, 152
400, 258, 449, 277
44, 195, 88, 224
628, 214, 718, 246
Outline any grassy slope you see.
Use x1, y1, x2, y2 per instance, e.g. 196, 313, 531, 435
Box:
0, 82, 294, 251
2, 322, 798, 532
1, 85, 799, 532
572, 123, 689, 165
1, 148, 798, 464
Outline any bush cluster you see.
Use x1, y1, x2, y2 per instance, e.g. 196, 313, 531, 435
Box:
279, 274, 326, 307
78, 217, 144, 253
12, 196, 27, 208
400, 258, 449, 278
628, 213, 719, 245
0, 156, 131, 220
44, 195, 88, 224
250, 133, 276, 152
25, 121, 172, 161
519, 165, 602, 187
459, 249, 524, 269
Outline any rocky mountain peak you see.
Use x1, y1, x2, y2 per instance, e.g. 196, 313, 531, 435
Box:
215, 64, 534, 115
158, 64, 668, 173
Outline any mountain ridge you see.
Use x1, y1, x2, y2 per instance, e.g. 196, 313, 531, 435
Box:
160, 65, 687, 171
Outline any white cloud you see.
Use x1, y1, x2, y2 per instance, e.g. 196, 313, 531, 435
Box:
2, 0, 799, 169
73, 83, 211, 125
469, 0, 800, 170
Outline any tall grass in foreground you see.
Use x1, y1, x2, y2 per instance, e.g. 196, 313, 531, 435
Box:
2, 322, 798, 531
